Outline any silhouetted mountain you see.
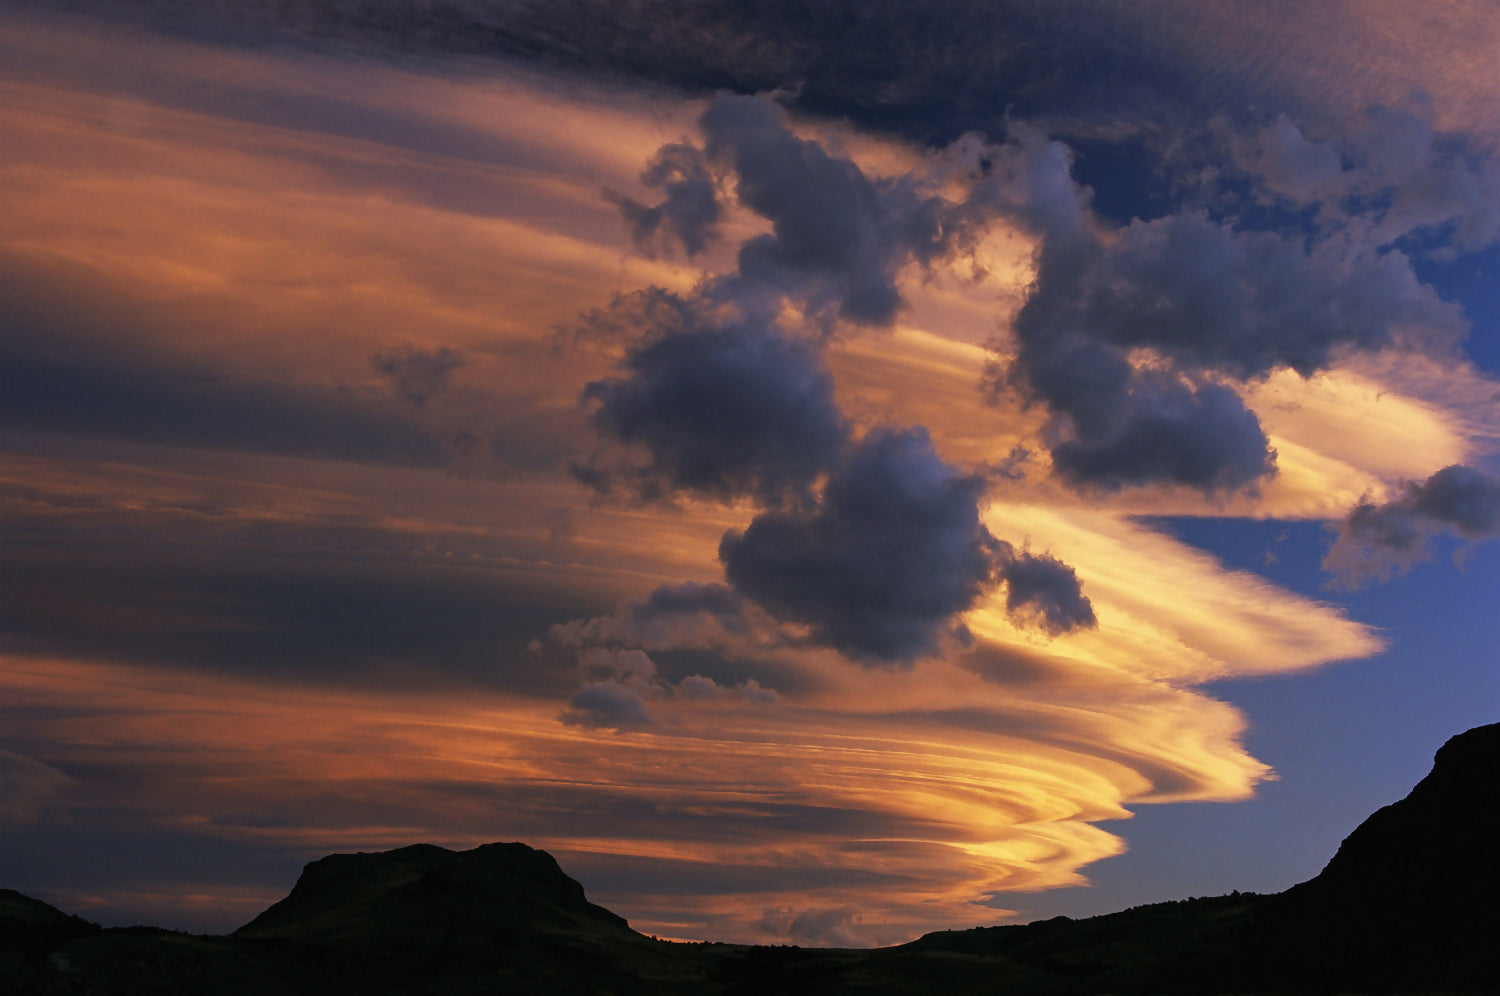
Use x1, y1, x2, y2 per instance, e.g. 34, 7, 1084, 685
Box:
238, 842, 629, 945
3, 723, 1497, 994
1239, 721, 1500, 992
232, 842, 700, 993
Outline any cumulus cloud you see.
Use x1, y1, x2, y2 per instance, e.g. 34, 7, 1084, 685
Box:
557, 643, 781, 728
576, 113, 1100, 664
720, 427, 1007, 663
677, 673, 781, 705
997, 549, 1097, 636
550, 582, 770, 652
606, 142, 723, 257
1045, 370, 1274, 493
1228, 105, 1500, 253
372, 345, 467, 407
700, 94, 974, 326
1325, 464, 1500, 583
562, 679, 655, 729
982, 127, 1466, 493
575, 291, 848, 505
1228, 114, 1345, 203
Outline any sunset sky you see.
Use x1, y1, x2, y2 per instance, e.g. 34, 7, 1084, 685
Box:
3, 0, 1499, 947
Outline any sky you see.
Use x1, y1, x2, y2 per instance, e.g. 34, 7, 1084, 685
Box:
2, 0, 1499, 947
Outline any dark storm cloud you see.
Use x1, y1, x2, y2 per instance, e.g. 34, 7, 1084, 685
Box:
372, 345, 467, 407
719, 427, 1005, 663
997, 550, 1096, 636
63, 0, 1203, 149
575, 290, 848, 505
1325, 464, 1500, 583
606, 143, 723, 258
700, 95, 973, 326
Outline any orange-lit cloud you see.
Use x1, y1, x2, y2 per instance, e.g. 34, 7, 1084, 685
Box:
2, 8, 1493, 949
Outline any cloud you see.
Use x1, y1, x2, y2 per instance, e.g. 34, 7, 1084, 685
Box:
1227, 114, 1344, 203
576, 114, 1100, 664
556, 643, 782, 727
575, 290, 848, 505
0, 5, 1456, 951
1325, 464, 1500, 583
700, 94, 974, 326
607, 142, 723, 257
981, 126, 1466, 494
0, 750, 70, 828
781, 905, 865, 946
1047, 372, 1275, 493
997, 549, 1096, 636
720, 427, 1007, 663
372, 345, 467, 407
676, 673, 780, 705
0, 258, 447, 467
139, 0, 1207, 149
1226, 104, 1500, 253
562, 680, 655, 729
1347, 104, 1500, 251
550, 582, 767, 652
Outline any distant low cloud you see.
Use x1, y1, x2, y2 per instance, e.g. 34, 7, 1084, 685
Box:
1325, 464, 1500, 584
777, 905, 866, 947
557, 644, 781, 728
550, 582, 777, 654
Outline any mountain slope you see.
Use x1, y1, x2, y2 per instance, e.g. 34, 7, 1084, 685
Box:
1243, 721, 1500, 991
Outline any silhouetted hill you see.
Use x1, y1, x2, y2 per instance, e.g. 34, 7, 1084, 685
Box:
1239, 721, 1500, 992
232, 842, 695, 993
3, 722, 1497, 994
237, 842, 629, 944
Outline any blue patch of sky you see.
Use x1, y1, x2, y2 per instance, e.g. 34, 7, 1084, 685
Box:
1067, 138, 1177, 226
1413, 243, 1500, 377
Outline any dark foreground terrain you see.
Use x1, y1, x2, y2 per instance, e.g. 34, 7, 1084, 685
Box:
5, 722, 1498, 994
